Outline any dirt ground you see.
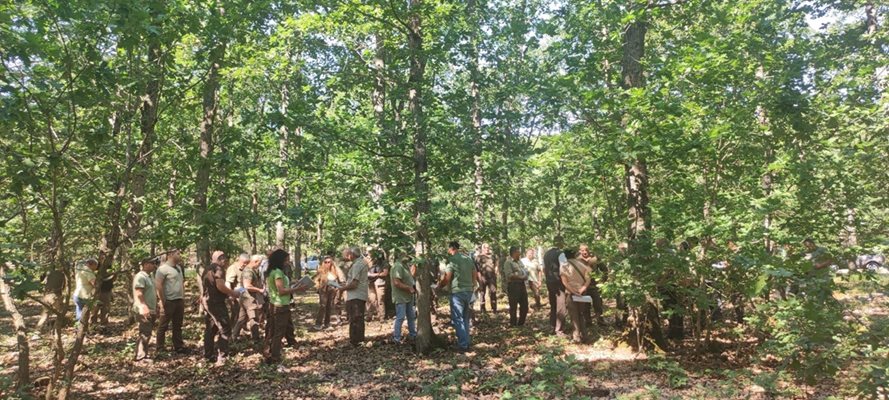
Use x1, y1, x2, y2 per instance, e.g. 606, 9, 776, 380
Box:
1, 280, 886, 399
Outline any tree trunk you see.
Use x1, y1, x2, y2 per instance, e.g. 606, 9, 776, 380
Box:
467, 0, 484, 240
194, 41, 226, 270
275, 86, 289, 250
0, 262, 30, 390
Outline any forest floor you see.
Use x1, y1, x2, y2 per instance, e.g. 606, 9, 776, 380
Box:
1, 277, 886, 400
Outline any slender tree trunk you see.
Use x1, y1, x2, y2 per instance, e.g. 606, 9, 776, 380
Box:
250, 187, 259, 253
467, 0, 485, 240
275, 86, 289, 250
194, 41, 226, 270
0, 262, 29, 390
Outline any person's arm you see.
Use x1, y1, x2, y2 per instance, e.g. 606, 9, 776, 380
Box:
436, 271, 453, 291
134, 287, 150, 317
339, 267, 359, 291
393, 277, 415, 294
378, 266, 389, 278
215, 276, 239, 298
155, 270, 167, 314
242, 276, 262, 294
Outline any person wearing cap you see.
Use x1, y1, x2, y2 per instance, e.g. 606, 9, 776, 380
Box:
73, 259, 98, 323
155, 250, 187, 354
202, 251, 241, 365
390, 250, 417, 343
133, 257, 159, 362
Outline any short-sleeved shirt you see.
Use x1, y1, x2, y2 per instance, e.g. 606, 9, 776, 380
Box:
225, 263, 243, 289
156, 263, 184, 301
266, 269, 291, 306
241, 267, 264, 303
45, 270, 65, 294
560, 259, 591, 295
345, 258, 369, 302
476, 254, 496, 277
390, 261, 415, 305
504, 259, 528, 281
520, 257, 541, 283
445, 254, 475, 294
132, 270, 157, 314
202, 263, 227, 304
74, 267, 96, 299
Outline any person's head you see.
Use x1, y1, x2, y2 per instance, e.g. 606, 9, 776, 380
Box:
480, 243, 490, 255
803, 238, 816, 251
618, 242, 629, 254
509, 246, 521, 260
161, 250, 181, 265
268, 249, 289, 271
141, 257, 159, 273
212, 251, 226, 265
235, 253, 249, 266
448, 241, 461, 256
249, 254, 264, 269
553, 235, 565, 249
564, 247, 578, 259
321, 256, 334, 269
85, 259, 98, 271
525, 248, 535, 259
579, 244, 590, 258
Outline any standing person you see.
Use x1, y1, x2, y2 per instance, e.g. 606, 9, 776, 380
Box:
226, 254, 249, 329
233, 255, 266, 351
333, 256, 349, 324
264, 249, 307, 366
155, 250, 187, 355
543, 237, 569, 336
313, 256, 341, 330
339, 246, 369, 346
390, 251, 417, 343
37, 268, 66, 330
133, 257, 159, 362
474, 243, 498, 314
73, 259, 98, 323
504, 246, 529, 327
520, 248, 543, 309
437, 241, 478, 352
367, 249, 390, 322
202, 251, 240, 365
561, 249, 592, 344
578, 244, 606, 326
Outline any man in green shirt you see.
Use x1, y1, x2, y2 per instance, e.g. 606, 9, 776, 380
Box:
437, 241, 478, 352
133, 257, 159, 362
504, 246, 529, 327
390, 251, 417, 343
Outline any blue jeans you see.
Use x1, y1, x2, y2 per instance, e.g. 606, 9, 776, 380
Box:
393, 301, 417, 342
73, 295, 87, 322
450, 291, 473, 349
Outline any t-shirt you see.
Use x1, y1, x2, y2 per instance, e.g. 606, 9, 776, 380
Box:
241, 267, 264, 303
520, 257, 541, 283
266, 269, 291, 306
504, 258, 528, 282
202, 263, 227, 304
45, 270, 65, 294
225, 263, 243, 289
132, 270, 157, 314
444, 254, 475, 294
560, 259, 591, 295
74, 267, 96, 299
156, 263, 184, 301
345, 258, 369, 302
390, 261, 415, 305
476, 254, 496, 276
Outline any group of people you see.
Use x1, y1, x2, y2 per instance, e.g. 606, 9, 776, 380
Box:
56, 234, 830, 367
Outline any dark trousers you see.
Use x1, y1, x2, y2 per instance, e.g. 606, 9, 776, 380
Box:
157, 299, 185, 352
233, 296, 263, 350
316, 288, 336, 327
346, 299, 366, 345
477, 272, 498, 312
507, 281, 529, 326
135, 313, 156, 360
203, 301, 230, 362
91, 290, 112, 326
546, 281, 568, 334
265, 305, 290, 363
567, 297, 591, 343
585, 281, 605, 324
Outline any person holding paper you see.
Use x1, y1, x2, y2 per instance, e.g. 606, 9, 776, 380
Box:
338, 246, 369, 346
504, 246, 530, 327
560, 249, 593, 344
264, 249, 308, 366
313, 255, 342, 330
